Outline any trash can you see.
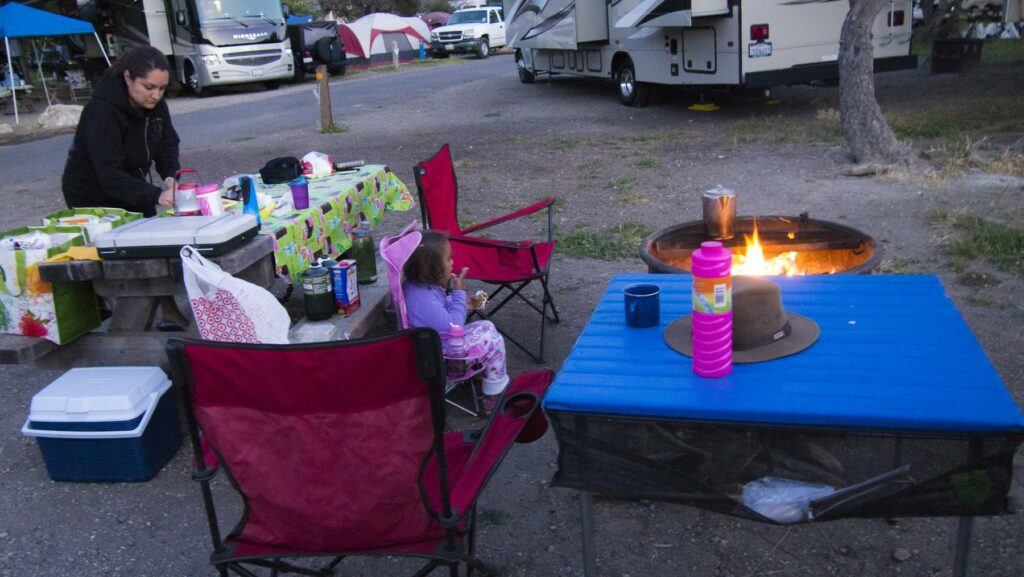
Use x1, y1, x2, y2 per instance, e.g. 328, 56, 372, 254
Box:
21, 367, 182, 482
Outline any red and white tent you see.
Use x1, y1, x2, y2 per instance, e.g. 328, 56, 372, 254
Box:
338, 13, 430, 66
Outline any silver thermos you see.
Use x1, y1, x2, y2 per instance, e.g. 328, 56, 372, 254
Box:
702, 185, 736, 240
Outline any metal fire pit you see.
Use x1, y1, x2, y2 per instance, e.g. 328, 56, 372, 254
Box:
641, 214, 881, 275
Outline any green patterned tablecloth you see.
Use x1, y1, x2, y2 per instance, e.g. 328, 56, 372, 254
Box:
238, 165, 413, 283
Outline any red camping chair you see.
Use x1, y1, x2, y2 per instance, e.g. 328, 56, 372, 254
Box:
166, 330, 553, 577
414, 144, 559, 362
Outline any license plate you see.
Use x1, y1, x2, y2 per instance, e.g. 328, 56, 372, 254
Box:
748, 42, 772, 58
445, 44, 455, 51
252, 68, 265, 77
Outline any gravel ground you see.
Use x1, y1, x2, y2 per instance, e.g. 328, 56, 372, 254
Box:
0, 54, 1022, 576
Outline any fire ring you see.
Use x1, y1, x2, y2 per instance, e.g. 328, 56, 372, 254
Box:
641, 215, 881, 275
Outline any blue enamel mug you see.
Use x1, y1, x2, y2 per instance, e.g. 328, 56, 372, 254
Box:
624, 283, 660, 328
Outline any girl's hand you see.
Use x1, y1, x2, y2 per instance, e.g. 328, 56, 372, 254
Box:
157, 178, 176, 208
452, 267, 469, 291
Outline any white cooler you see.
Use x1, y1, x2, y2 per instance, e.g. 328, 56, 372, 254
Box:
21, 367, 182, 482
95, 214, 259, 259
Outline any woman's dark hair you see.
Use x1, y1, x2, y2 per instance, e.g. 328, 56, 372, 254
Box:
106, 46, 170, 80
403, 231, 450, 287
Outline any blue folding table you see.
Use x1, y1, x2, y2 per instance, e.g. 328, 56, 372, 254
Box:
545, 274, 1024, 577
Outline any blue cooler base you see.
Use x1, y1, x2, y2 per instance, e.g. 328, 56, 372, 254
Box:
34, 389, 182, 483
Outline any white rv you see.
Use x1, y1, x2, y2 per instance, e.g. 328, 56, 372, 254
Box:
82, 0, 293, 95
504, 0, 917, 106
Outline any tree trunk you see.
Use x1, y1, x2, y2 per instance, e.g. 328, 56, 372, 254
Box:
840, 0, 914, 166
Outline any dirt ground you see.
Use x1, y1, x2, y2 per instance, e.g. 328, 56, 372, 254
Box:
0, 49, 1022, 576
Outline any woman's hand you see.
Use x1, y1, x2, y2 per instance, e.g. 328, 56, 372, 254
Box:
452, 267, 469, 291
157, 177, 176, 208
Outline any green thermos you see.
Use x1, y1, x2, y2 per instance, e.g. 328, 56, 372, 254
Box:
301, 263, 334, 321
351, 221, 378, 284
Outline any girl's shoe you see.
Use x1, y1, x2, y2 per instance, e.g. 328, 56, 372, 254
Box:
480, 395, 500, 418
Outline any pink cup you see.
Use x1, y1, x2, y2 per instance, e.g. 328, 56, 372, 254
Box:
196, 184, 224, 216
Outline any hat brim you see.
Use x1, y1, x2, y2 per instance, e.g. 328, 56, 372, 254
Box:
664, 312, 820, 364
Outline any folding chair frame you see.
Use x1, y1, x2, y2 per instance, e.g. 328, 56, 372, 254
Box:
167, 331, 502, 577
414, 152, 560, 363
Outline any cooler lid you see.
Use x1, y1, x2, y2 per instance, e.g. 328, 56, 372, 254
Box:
28, 367, 171, 423
94, 215, 257, 249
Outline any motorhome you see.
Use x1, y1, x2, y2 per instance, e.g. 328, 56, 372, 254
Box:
504, 0, 917, 106
80, 0, 293, 95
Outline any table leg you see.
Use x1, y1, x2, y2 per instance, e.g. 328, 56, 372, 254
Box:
953, 516, 973, 577
108, 297, 159, 332
580, 490, 597, 577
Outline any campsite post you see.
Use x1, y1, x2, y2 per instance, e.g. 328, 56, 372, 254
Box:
392, 41, 400, 70
317, 64, 333, 130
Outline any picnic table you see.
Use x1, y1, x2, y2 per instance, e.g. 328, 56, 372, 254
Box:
0, 165, 412, 368
546, 274, 1024, 577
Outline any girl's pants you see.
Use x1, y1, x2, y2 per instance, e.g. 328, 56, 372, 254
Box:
447, 320, 509, 395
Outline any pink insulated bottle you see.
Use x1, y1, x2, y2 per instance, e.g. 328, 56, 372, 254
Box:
690, 241, 733, 377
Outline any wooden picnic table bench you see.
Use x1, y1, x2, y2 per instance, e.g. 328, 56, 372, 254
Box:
0, 236, 393, 369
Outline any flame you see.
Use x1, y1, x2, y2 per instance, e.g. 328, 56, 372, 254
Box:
731, 224, 804, 276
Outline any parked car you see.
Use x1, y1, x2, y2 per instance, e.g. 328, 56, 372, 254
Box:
428, 4, 506, 59
287, 21, 346, 82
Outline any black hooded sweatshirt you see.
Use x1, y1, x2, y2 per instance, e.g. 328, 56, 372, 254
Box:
61, 75, 180, 217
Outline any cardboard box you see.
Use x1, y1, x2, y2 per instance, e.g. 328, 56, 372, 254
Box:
331, 260, 360, 316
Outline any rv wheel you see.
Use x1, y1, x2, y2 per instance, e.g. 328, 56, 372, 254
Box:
616, 59, 649, 107
477, 39, 490, 59
516, 52, 535, 84
185, 62, 209, 98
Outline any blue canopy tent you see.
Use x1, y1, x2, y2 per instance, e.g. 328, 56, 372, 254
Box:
0, 2, 110, 124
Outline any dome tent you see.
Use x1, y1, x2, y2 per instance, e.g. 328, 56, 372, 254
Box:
337, 13, 430, 68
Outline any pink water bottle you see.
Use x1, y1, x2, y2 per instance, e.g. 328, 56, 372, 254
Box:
691, 241, 733, 377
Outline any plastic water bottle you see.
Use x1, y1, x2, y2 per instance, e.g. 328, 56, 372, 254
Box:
240, 176, 261, 229
691, 241, 733, 377
445, 323, 468, 380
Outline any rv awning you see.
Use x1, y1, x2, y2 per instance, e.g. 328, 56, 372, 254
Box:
615, 0, 692, 29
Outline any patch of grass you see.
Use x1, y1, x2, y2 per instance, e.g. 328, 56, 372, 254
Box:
915, 39, 1024, 66
877, 255, 920, 274
964, 296, 1004, 308
231, 136, 256, 143
320, 123, 347, 134
548, 137, 581, 151
986, 150, 1024, 177
622, 131, 681, 143
958, 271, 1001, 287
931, 208, 1024, 276
558, 222, 652, 260
608, 176, 636, 192
634, 158, 661, 169
484, 111, 502, 118
728, 109, 842, 145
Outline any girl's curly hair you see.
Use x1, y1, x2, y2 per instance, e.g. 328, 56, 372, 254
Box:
403, 230, 449, 287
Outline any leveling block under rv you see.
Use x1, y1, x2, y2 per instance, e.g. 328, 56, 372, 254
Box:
504, 0, 918, 106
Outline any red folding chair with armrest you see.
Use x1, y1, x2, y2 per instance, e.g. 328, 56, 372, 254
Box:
166, 330, 553, 577
414, 144, 559, 362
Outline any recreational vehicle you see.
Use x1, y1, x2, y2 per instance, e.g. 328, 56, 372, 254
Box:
504, 0, 917, 106
80, 0, 293, 95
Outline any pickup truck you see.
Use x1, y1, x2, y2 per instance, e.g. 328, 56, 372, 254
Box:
429, 5, 506, 59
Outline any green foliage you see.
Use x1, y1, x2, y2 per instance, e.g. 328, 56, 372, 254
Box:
321, 0, 421, 19
283, 0, 317, 16
931, 208, 1024, 277
422, 0, 453, 13
320, 123, 348, 134
559, 222, 652, 261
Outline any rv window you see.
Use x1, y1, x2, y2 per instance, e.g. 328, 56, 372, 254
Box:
489, 11, 499, 24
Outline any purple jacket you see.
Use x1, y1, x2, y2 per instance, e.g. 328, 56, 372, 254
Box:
403, 281, 467, 342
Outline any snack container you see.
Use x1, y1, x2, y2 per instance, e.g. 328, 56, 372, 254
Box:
331, 259, 360, 316
21, 367, 182, 482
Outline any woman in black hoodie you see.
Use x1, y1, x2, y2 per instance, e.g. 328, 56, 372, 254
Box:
62, 46, 180, 217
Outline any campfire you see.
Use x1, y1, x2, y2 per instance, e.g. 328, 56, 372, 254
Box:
641, 215, 880, 276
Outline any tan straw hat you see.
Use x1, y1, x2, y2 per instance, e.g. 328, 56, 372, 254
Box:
664, 276, 820, 364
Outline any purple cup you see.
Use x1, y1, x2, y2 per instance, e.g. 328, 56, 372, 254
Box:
289, 177, 309, 210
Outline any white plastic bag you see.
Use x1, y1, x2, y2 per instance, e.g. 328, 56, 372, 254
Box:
301, 151, 334, 178
741, 476, 835, 524
181, 246, 290, 344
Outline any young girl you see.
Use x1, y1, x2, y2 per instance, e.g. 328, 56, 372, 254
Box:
403, 231, 509, 413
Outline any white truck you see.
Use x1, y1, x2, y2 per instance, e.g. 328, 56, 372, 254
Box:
429, 4, 508, 59
82, 0, 293, 96
504, 0, 917, 106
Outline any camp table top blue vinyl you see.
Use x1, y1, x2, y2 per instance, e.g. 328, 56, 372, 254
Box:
545, 274, 1024, 434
